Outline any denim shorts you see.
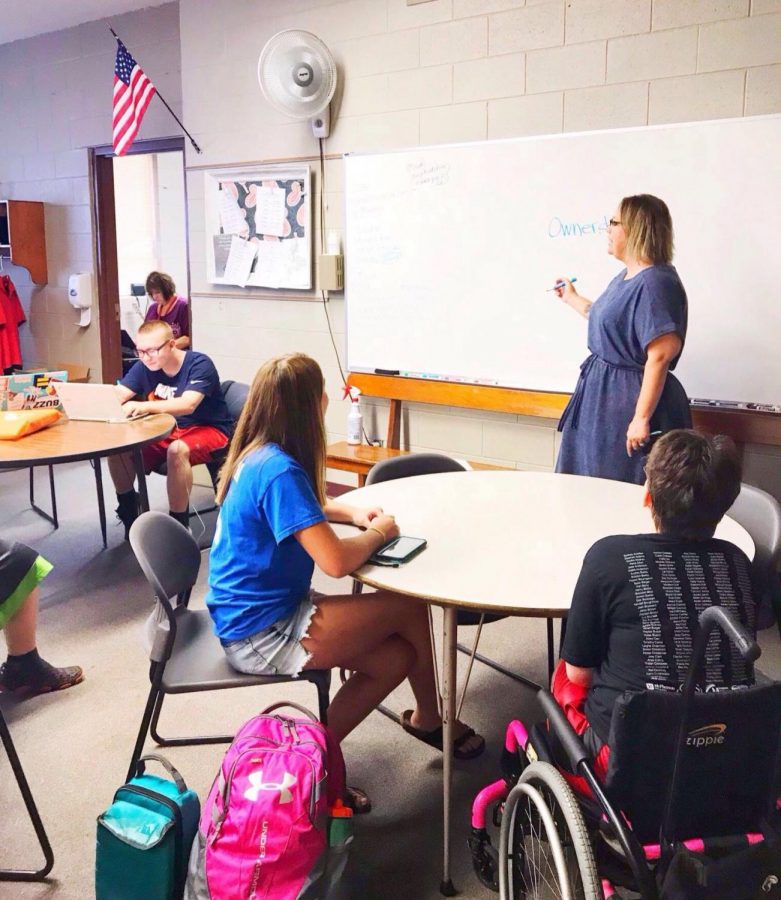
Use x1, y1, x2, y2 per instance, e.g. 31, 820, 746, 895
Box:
221, 591, 321, 678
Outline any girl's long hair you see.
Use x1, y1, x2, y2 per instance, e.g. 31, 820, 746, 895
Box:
216, 353, 327, 506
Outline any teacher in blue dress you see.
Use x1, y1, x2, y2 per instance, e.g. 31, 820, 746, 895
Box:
553, 194, 691, 484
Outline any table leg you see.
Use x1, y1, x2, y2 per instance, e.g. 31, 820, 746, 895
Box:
440, 606, 458, 897
133, 448, 150, 512
93, 456, 107, 549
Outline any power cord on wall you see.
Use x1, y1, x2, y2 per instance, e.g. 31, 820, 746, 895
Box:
317, 137, 377, 446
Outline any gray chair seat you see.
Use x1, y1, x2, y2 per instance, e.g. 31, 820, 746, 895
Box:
162, 606, 318, 694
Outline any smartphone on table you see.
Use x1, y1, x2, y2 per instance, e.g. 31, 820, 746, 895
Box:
369, 536, 428, 567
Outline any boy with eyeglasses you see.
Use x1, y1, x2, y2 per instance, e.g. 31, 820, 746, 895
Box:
107, 320, 232, 537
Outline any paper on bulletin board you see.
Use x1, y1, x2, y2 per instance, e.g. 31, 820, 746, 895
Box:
204, 166, 312, 290
248, 237, 309, 290
223, 236, 257, 288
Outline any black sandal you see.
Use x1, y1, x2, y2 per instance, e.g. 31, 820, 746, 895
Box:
400, 710, 485, 760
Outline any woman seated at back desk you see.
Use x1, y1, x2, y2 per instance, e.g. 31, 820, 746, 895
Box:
144, 271, 190, 350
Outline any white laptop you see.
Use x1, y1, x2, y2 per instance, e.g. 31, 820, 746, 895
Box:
54, 382, 147, 424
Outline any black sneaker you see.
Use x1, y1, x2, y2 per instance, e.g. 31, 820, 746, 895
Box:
0, 659, 84, 697
116, 491, 140, 540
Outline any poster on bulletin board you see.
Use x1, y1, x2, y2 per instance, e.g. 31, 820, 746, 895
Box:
204, 165, 311, 290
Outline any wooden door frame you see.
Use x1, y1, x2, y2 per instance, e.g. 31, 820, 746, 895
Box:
91, 137, 188, 384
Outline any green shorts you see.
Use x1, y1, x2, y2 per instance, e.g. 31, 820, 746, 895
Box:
0, 540, 53, 629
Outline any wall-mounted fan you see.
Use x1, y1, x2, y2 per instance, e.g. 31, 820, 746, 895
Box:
258, 30, 338, 139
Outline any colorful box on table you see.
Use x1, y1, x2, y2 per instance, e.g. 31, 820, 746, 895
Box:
0, 370, 68, 411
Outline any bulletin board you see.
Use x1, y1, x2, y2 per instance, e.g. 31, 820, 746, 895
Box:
204, 164, 311, 290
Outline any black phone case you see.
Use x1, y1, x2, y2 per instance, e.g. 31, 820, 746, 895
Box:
368, 537, 427, 567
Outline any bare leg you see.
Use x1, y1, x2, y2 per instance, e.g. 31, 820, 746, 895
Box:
4, 587, 39, 655
165, 440, 193, 513
302, 592, 478, 747
107, 452, 136, 493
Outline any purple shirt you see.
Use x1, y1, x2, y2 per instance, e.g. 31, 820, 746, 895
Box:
144, 295, 190, 340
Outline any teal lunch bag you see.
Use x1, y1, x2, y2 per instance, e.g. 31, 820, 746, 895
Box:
96, 754, 200, 900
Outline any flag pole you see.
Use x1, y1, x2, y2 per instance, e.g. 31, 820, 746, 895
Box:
109, 26, 202, 154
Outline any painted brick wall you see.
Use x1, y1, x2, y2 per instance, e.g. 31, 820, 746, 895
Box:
181, 0, 781, 492
0, 2, 182, 379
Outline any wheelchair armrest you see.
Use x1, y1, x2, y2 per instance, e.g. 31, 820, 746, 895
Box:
537, 689, 590, 773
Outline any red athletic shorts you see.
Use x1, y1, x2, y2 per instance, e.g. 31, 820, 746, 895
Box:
142, 425, 229, 474
551, 660, 611, 795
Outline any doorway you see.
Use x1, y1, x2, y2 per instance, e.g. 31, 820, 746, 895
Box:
92, 137, 189, 384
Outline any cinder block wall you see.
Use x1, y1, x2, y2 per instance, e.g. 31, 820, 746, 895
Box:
0, 2, 182, 377
182, 0, 781, 493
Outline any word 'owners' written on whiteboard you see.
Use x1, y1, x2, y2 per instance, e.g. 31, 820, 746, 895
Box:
204, 165, 312, 290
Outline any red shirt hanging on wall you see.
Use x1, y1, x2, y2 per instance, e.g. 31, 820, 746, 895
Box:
0, 274, 26, 373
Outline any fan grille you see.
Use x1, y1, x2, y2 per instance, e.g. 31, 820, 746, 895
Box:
258, 30, 337, 119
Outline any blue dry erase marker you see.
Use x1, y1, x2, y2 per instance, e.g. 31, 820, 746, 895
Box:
547, 277, 578, 292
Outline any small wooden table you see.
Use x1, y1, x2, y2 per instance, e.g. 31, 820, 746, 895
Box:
0, 414, 175, 546
326, 440, 509, 486
343, 470, 753, 895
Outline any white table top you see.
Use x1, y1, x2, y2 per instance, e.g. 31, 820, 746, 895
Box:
344, 471, 754, 618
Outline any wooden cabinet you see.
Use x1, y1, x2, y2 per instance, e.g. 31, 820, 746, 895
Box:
0, 200, 48, 285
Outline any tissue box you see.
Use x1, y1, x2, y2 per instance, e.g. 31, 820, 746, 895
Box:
0, 370, 68, 411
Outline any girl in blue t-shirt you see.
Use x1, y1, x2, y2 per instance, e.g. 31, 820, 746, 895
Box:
207, 353, 484, 763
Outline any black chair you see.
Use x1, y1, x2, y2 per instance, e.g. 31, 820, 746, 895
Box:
0, 707, 54, 881
126, 511, 331, 781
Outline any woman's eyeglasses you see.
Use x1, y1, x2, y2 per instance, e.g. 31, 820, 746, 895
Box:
134, 341, 168, 359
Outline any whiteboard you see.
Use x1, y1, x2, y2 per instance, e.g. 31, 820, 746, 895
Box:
344, 115, 781, 406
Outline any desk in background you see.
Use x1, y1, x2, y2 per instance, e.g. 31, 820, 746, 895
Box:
0, 414, 175, 546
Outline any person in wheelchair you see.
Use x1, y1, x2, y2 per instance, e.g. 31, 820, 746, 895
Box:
470, 431, 780, 899
555, 429, 756, 784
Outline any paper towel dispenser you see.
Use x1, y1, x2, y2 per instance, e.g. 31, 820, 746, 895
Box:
68, 273, 93, 327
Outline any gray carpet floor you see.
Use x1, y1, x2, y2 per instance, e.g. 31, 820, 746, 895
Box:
1, 461, 778, 899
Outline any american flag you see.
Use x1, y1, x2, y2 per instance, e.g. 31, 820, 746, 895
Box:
112, 41, 156, 156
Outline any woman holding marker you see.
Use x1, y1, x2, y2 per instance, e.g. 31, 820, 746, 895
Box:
553, 194, 691, 484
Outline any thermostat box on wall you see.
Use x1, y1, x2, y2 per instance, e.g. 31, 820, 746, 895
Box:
317, 254, 343, 291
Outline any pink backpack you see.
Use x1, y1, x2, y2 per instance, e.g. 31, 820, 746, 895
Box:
185, 703, 347, 900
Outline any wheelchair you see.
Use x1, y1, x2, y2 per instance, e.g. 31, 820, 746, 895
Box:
469, 606, 781, 899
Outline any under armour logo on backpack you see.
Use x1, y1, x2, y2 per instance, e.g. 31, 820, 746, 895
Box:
244, 769, 297, 805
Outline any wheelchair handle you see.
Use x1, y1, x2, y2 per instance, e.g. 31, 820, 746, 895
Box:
537, 690, 590, 772
698, 606, 760, 664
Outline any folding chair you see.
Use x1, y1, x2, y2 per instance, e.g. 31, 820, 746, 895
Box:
0, 707, 54, 881
126, 511, 331, 781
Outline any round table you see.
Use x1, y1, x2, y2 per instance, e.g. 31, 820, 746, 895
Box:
0, 414, 175, 546
342, 470, 753, 895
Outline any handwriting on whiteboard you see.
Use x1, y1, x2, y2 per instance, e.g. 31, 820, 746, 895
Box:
548, 215, 609, 238
408, 161, 450, 188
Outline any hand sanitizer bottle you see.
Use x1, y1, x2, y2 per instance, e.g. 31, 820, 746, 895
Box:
345, 386, 363, 445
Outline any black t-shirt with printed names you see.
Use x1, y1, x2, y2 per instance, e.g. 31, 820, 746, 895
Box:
121, 351, 232, 436
561, 533, 757, 744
